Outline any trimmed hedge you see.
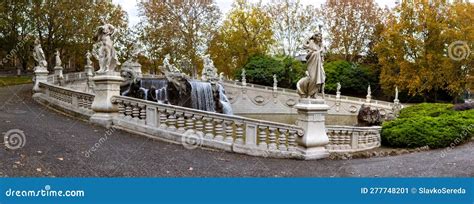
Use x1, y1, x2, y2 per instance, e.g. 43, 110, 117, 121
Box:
381, 103, 474, 149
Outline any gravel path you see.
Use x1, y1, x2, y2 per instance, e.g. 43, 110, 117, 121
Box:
0, 84, 473, 177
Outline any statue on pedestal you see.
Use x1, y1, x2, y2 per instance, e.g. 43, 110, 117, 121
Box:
201, 54, 219, 83
92, 19, 120, 74
55, 50, 62, 67
297, 31, 325, 98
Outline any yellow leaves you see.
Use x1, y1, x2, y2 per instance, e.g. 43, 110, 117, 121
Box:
376, 1, 474, 98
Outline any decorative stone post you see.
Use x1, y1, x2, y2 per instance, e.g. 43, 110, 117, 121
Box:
90, 73, 123, 127
295, 99, 330, 160
32, 38, 49, 93
89, 21, 124, 127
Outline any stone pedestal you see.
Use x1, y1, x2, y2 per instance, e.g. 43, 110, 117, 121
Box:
84, 65, 94, 77
294, 98, 330, 160
90, 73, 124, 127
54, 66, 64, 85
33, 67, 49, 93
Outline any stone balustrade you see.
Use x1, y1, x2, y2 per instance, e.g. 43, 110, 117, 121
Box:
111, 96, 302, 158
33, 72, 385, 159
37, 82, 95, 117
326, 125, 382, 152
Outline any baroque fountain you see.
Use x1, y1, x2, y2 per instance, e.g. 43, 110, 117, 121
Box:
31, 21, 402, 160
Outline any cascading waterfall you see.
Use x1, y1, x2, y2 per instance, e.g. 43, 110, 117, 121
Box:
218, 84, 233, 115
190, 81, 216, 112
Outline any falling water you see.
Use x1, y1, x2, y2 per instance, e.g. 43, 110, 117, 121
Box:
218, 84, 233, 115
190, 81, 216, 112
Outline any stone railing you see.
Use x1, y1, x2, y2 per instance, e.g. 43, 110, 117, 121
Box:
222, 80, 399, 118
111, 95, 303, 158
33, 72, 384, 159
326, 126, 381, 152
37, 82, 95, 117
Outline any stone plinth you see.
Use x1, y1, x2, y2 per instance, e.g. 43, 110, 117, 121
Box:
90, 73, 124, 127
84, 65, 94, 77
294, 98, 330, 160
33, 66, 49, 93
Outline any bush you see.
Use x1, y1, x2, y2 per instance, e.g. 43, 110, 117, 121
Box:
324, 60, 377, 96
234, 55, 305, 89
381, 103, 474, 149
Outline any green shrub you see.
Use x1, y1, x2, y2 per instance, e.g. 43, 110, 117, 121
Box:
382, 103, 474, 149
324, 60, 377, 96
234, 55, 305, 89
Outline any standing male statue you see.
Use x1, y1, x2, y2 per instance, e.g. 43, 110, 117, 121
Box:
297, 31, 326, 98
33, 38, 47, 70
92, 19, 120, 74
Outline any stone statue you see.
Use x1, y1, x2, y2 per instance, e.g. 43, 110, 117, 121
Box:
129, 43, 142, 62
336, 82, 341, 93
55, 50, 62, 67
297, 31, 325, 98
201, 54, 219, 83
395, 86, 399, 101
241, 68, 246, 85
219, 72, 225, 83
33, 38, 47, 69
86, 51, 93, 66
366, 85, 372, 103
92, 19, 120, 74
162, 54, 181, 74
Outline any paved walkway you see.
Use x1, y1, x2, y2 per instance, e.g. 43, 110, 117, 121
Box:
0, 84, 473, 177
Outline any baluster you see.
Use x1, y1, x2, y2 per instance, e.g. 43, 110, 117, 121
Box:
124, 101, 132, 119
214, 119, 224, 141
139, 104, 146, 121
258, 126, 267, 148
118, 100, 125, 116
176, 111, 185, 133
194, 115, 204, 135
234, 122, 244, 144
159, 109, 168, 128
132, 103, 140, 119
278, 129, 288, 150
184, 113, 194, 130
224, 121, 234, 143
268, 127, 277, 150
288, 130, 298, 151
204, 117, 214, 139
166, 110, 177, 131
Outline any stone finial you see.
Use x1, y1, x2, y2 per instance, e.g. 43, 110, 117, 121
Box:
366, 85, 372, 103
273, 74, 278, 90
241, 69, 246, 86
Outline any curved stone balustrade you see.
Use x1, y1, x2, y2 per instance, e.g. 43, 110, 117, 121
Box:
32, 72, 386, 159
111, 96, 302, 158
222, 80, 400, 118
36, 82, 95, 117
325, 125, 381, 152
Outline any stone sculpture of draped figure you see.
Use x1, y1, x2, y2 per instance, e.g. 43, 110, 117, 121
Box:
92, 19, 120, 74
297, 32, 326, 98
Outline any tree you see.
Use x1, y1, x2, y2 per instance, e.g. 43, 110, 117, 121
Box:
265, 0, 320, 57
375, 1, 474, 100
138, 0, 221, 78
209, 0, 274, 76
322, 0, 383, 62
0, 1, 35, 72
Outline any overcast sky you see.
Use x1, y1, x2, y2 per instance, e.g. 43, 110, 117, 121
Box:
112, 0, 398, 27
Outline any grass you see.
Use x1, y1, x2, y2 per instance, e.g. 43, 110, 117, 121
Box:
0, 76, 32, 87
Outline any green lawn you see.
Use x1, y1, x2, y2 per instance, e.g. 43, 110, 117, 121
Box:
0, 76, 32, 87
